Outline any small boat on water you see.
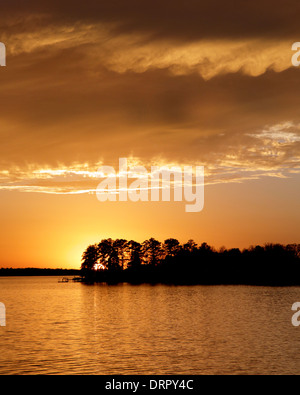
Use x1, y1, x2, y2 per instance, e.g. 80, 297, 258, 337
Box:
58, 277, 83, 283
58, 277, 69, 283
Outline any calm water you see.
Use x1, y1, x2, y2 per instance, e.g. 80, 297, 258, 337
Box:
0, 277, 300, 375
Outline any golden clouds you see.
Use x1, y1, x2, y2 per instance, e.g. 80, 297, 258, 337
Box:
90, 37, 294, 80
4, 21, 295, 80
1, 121, 300, 195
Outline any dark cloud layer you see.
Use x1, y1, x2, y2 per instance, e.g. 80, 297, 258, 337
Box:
1, 43, 300, 168
1, 1, 300, 186
2, 0, 300, 40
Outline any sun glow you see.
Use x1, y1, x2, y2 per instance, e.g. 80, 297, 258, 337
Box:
94, 263, 106, 271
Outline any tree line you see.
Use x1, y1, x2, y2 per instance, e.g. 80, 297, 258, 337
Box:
81, 238, 300, 285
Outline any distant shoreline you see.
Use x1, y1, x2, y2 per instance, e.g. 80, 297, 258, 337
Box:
0, 268, 80, 276
1, 268, 300, 286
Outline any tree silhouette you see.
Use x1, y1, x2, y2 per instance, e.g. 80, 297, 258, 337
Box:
142, 238, 162, 266
113, 239, 128, 270
81, 239, 300, 286
183, 239, 198, 253
81, 244, 99, 271
127, 240, 142, 270
163, 238, 181, 257
98, 239, 120, 272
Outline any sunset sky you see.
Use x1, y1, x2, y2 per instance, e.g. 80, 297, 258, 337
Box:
1, 0, 300, 268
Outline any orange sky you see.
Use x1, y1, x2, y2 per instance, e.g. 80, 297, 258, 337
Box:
1, 0, 300, 268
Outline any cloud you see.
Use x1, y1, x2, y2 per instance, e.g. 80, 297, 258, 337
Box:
1, 1, 299, 82
2, 0, 300, 41
1, 0, 300, 196
248, 122, 300, 143
0, 121, 299, 195
2, 19, 296, 80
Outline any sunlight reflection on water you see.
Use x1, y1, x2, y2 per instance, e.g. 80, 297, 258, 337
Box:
0, 277, 299, 375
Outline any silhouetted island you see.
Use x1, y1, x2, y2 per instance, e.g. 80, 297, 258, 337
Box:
81, 238, 300, 286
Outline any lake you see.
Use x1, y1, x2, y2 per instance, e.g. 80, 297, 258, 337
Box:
0, 276, 299, 375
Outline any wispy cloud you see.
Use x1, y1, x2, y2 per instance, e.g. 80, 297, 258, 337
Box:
1, 122, 299, 195
4, 22, 295, 80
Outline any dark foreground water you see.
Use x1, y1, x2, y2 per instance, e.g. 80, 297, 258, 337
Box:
0, 276, 300, 375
